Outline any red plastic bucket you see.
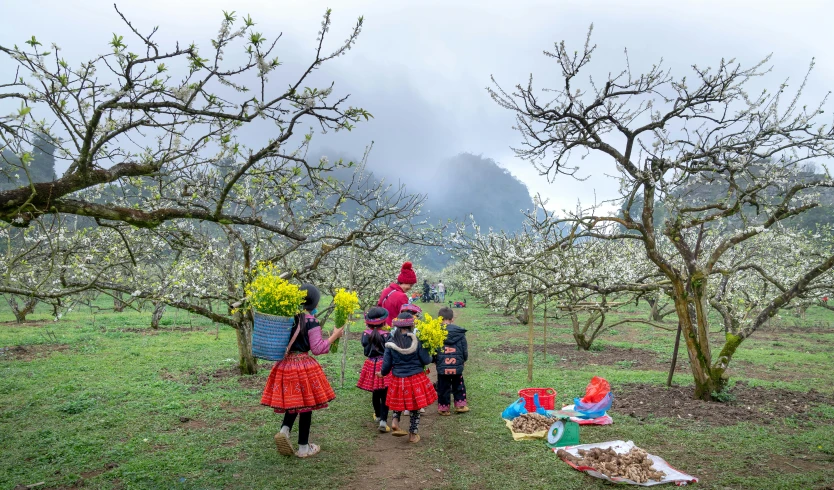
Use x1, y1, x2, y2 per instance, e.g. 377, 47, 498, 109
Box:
518, 387, 557, 412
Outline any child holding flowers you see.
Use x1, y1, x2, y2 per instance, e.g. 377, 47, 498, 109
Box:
358, 307, 392, 432
378, 312, 437, 443
391, 303, 429, 415
260, 284, 344, 458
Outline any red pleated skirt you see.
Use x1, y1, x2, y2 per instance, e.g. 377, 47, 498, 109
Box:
261, 352, 336, 414
357, 357, 391, 392
386, 372, 438, 411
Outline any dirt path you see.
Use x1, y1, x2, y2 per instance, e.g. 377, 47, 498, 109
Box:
343, 303, 467, 490
343, 367, 446, 490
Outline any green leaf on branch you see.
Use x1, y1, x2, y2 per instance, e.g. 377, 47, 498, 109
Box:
249, 32, 266, 47
110, 34, 126, 51
17, 103, 31, 118
25, 36, 41, 48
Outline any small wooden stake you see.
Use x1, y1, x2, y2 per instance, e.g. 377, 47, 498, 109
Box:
340, 237, 357, 388
527, 290, 534, 383
667, 322, 682, 387
543, 299, 548, 362
340, 321, 349, 388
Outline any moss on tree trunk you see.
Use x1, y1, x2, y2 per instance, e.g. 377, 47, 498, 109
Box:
236, 319, 258, 375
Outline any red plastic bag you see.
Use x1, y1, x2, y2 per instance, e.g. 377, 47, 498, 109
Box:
581, 376, 610, 404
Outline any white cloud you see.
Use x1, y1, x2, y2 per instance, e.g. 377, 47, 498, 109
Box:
3, 0, 833, 213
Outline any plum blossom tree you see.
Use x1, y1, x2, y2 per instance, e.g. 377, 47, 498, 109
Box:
491, 27, 834, 399
0, 8, 439, 373
452, 216, 671, 351
0, 7, 370, 227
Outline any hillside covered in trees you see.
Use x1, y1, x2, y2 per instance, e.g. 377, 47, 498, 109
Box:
620, 163, 834, 233
0, 133, 57, 190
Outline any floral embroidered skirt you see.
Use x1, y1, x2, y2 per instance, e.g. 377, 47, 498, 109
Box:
357, 357, 391, 392
386, 371, 438, 411
261, 352, 335, 414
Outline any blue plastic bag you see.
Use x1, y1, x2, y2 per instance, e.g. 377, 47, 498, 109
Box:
501, 397, 528, 420
533, 393, 549, 416
573, 392, 614, 419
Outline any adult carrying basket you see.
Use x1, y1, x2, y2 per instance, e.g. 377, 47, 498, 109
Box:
252, 311, 295, 361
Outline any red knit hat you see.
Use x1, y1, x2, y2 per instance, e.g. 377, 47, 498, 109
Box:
397, 261, 417, 285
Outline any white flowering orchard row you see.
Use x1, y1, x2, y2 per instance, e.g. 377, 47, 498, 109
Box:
484, 27, 834, 399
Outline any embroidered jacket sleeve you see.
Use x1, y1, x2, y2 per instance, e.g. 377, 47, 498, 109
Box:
306, 318, 330, 355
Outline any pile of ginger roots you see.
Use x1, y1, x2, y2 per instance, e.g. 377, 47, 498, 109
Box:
557, 447, 666, 483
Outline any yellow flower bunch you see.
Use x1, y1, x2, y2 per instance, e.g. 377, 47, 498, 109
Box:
333, 288, 360, 328
244, 262, 307, 317
415, 313, 448, 356
330, 288, 359, 353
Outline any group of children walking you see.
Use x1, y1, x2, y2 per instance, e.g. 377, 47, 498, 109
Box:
260, 263, 470, 458
260, 262, 469, 458
357, 304, 469, 443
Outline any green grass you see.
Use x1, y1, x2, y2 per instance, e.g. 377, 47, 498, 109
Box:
1, 294, 833, 489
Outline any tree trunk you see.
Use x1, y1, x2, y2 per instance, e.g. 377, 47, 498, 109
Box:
573, 333, 593, 351
671, 278, 726, 401
113, 293, 126, 313
797, 305, 807, 320
569, 310, 596, 351
150, 301, 166, 329
236, 317, 258, 375
647, 297, 659, 322
516, 306, 529, 325
6, 295, 38, 323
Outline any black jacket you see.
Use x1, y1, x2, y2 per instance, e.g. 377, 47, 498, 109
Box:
434, 324, 468, 376
361, 329, 390, 358
381, 332, 432, 377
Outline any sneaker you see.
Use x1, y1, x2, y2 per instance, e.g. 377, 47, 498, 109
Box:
419, 408, 426, 414
438, 410, 452, 416
403, 410, 411, 416
378, 420, 391, 433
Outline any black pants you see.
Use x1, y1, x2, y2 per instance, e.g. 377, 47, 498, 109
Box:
372, 388, 389, 421
436, 374, 467, 408
281, 411, 311, 445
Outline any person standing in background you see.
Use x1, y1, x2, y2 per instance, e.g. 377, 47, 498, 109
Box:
378, 262, 418, 326
437, 280, 446, 303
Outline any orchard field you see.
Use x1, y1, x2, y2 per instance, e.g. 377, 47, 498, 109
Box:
2, 293, 833, 490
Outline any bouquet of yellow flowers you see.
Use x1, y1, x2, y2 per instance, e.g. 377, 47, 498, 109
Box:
415, 313, 448, 356
244, 262, 306, 317
330, 288, 359, 353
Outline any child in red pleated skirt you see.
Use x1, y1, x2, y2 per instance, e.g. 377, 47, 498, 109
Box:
378, 312, 437, 443
358, 307, 392, 432
261, 284, 344, 458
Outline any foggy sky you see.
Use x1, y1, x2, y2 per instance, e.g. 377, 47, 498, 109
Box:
4, 0, 834, 213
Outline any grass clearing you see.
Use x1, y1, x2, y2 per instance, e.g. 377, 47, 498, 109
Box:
1, 295, 833, 489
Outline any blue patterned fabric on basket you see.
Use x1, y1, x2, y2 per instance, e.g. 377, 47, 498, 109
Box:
252, 311, 295, 361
